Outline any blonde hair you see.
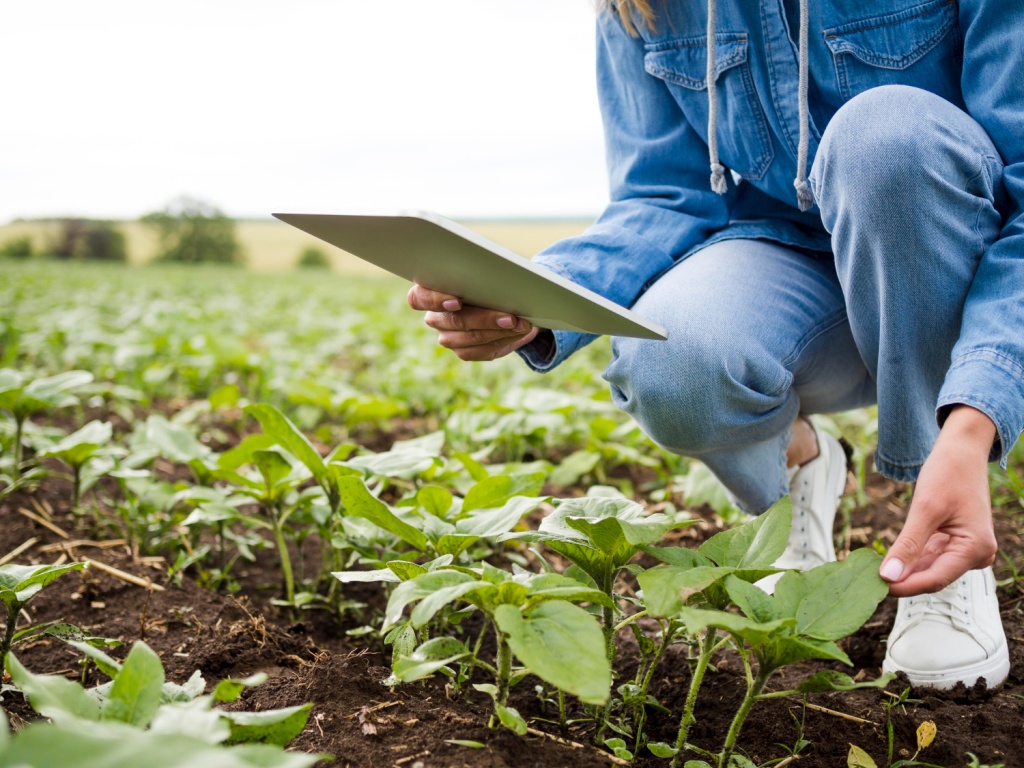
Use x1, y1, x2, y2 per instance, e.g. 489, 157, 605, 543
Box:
602, 0, 657, 34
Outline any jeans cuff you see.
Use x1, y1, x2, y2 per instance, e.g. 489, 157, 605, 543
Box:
937, 349, 1024, 468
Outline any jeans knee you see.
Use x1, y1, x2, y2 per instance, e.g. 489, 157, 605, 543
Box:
604, 332, 794, 456
811, 85, 997, 228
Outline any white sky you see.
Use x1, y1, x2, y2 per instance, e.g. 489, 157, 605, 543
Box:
1, 1, 608, 223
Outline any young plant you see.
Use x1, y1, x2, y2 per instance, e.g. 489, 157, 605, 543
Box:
0, 561, 86, 666
0, 369, 93, 479
383, 563, 612, 734
4, 640, 320, 767
638, 497, 794, 762
38, 419, 113, 510
678, 548, 891, 768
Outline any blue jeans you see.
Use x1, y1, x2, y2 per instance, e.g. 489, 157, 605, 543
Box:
604, 86, 1009, 513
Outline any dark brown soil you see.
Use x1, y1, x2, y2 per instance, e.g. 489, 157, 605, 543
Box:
2, 430, 1023, 768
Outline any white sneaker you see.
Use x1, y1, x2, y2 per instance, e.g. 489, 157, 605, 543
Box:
758, 419, 847, 593
883, 567, 1010, 690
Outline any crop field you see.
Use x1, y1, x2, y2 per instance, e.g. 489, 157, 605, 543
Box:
0, 218, 591, 271
1, 259, 1023, 767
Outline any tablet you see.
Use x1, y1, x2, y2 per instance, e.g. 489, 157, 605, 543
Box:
272, 210, 668, 340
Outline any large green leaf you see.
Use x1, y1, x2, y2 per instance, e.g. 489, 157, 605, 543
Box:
724, 574, 780, 623
638, 565, 736, 618
494, 602, 610, 705
244, 404, 326, 482
3, 370, 93, 417
384, 570, 478, 629
101, 642, 165, 727
0, 723, 321, 768
6, 652, 100, 723
335, 476, 428, 551
455, 496, 547, 537
795, 548, 888, 640
524, 572, 614, 608
678, 607, 793, 647
462, 473, 545, 512
222, 703, 313, 746
766, 635, 851, 667
0, 561, 86, 609
698, 496, 791, 569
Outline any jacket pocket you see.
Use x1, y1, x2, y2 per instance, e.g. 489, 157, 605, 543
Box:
824, 0, 961, 103
644, 33, 774, 181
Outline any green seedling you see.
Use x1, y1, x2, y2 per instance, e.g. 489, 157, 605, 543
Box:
39, 419, 112, 510
5, 641, 321, 767
639, 498, 793, 763
384, 563, 612, 734
0, 369, 93, 479
0, 561, 87, 666
678, 548, 891, 768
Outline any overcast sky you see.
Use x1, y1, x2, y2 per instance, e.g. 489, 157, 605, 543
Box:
1, 1, 608, 223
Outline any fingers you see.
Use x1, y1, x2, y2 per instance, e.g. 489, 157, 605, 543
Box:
886, 544, 986, 597
446, 325, 541, 362
407, 284, 462, 312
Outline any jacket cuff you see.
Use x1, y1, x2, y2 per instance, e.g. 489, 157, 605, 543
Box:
937, 349, 1024, 466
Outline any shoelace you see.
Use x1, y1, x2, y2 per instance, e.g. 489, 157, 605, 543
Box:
901, 578, 971, 631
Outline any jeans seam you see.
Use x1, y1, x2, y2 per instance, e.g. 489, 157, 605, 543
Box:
778, 308, 849, 371
949, 348, 1024, 380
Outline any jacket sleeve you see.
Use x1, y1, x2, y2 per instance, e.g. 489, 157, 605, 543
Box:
518, 10, 732, 372
936, 0, 1024, 463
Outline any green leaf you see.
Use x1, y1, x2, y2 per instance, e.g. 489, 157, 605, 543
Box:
647, 742, 679, 758
67, 641, 123, 679
848, 744, 879, 768
768, 636, 851, 667
637, 565, 735, 618
548, 450, 601, 487
336, 476, 428, 551
245, 404, 326, 482
699, 497, 791, 569
6, 652, 100, 723
384, 570, 478, 630
456, 496, 547, 538
222, 703, 313, 747
393, 637, 470, 682
418, 485, 453, 516
641, 546, 711, 569
331, 568, 401, 584
494, 602, 611, 705
795, 549, 888, 640
724, 574, 781, 623
795, 670, 896, 694
101, 642, 165, 727
524, 573, 614, 608
0, 561, 86, 610
39, 420, 112, 467
252, 450, 294, 491
495, 702, 527, 735
217, 434, 279, 470
212, 673, 269, 703
462, 473, 545, 512
679, 607, 793, 647
445, 739, 486, 748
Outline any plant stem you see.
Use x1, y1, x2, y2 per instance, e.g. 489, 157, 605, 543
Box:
269, 503, 295, 604
558, 688, 567, 732
12, 415, 24, 480
717, 667, 773, 768
594, 573, 617, 745
72, 464, 82, 511
671, 629, 718, 768
2, 603, 20, 668
496, 630, 512, 707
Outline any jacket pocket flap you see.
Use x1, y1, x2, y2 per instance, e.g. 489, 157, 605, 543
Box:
644, 34, 748, 90
824, 0, 956, 71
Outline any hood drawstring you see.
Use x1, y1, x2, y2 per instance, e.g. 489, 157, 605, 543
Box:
706, 0, 728, 194
706, 0, 814, 211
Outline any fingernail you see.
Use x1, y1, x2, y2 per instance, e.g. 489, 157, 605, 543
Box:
442, 299, 460, 311
496, 316, 515, 329
880, 559, 905, 582
516, 319, 531, 332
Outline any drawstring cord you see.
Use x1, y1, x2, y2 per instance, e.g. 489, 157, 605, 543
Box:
705, 0, 814, 211
706, 0, 727, 194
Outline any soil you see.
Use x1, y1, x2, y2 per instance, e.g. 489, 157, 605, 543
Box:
2, 417, 1023, 768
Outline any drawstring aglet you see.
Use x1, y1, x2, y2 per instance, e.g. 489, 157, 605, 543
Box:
794, 178, 814, 211
710, 163, 728, 195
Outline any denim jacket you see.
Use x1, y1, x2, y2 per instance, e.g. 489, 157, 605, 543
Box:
520, 0, 1024, 377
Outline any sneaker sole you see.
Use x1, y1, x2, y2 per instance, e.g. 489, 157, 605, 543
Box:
882, 646, 1010, 690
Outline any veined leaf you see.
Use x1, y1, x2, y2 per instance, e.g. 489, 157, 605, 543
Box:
462, 472, 544, 513
795, 548, 888, 640
724, 574, 780, 623
698, 497, 791, 569
244, 404, 326, 482
393, 637, 470, 682
384, 570, 478, 630
638, 565, 735, 618
6, 652, 100, 723
102, 641, 165, 727
336, 476, 428, 551
494, 602, 610, 705
679, 607, 793, 646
